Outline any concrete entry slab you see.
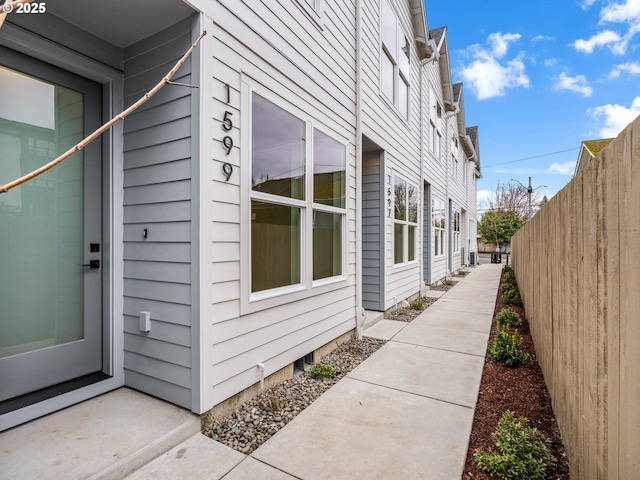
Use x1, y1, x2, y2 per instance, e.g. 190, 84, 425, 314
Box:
125, 434, 245, 479
348, 341, 484, 408
393, 322, 490, 357
251, 377, 474, 480
0, 388, 200, 480
363, 319, 407, 340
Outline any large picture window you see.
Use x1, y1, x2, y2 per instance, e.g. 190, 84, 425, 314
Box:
380, 0, 410, 119
250, 92, 346, 295
433, 197, 445, 257
394, 176, 418, 265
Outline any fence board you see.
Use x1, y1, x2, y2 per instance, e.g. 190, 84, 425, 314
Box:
511, 115, 640, 479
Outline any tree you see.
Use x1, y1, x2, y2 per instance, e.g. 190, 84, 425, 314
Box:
484, 181, 540, 222
478, 209, 524, 246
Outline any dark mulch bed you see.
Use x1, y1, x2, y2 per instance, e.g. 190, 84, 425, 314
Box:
462, 271, 571, 479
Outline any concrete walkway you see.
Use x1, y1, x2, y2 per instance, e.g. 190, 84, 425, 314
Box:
0, 264, 502, 479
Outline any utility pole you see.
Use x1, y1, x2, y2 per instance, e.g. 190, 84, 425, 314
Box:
511, 177, 547, 221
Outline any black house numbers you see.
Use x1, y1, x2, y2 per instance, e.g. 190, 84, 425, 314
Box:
221, 83, 234, 181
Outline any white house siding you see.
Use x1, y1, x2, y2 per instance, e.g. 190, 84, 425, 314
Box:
421, 49, 448, 284
360, 0, 424, 310
122, 16, 198, 409
192, 0, 358, 413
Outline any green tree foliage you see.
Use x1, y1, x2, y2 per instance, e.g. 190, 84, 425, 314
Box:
478, 210, 524, 246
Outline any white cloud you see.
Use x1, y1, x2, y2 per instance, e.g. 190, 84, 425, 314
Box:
572, 30, 623, 54
608, 61, 640, 79
573, 0, 640, 55
532, 35, 555, 43
600, 0, 640, 24
588, 96, 640, 137
459, 33, 529, 100
553, 72, 593, 97
548, 161, 576, 175
581, 0, 597, 9
488, 32, 521, 57
477, 189, 494, 206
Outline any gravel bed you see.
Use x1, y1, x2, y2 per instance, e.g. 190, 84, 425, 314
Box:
202, 336, 386, 454
384, 296, 438, 322
429, 280, 459, 292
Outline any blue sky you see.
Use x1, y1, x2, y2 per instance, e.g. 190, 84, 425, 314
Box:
425, 0, 640, 211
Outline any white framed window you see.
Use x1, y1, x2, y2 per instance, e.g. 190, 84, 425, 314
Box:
432, 197, 445, 257
380, 0, 410, 119
394, 175, 418, 265
249, 92, 346, 299
453, 211, 461, 253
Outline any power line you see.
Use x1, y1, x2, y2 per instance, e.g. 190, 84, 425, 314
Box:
483, 147, 579, 168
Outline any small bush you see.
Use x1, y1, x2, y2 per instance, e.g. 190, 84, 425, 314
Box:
488, 325, 531, 367
442, 279, 455, 287
502, 265, 513, 274
307, 363, 336, 380
502, 270, 515, 287
410, 298, 424, 310
496, 307, 521, 328
502, 287, 521, 305
456, 269, 468, 276
474, 411, 555, 480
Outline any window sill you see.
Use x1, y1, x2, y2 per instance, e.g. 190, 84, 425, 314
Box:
242, 276, 349, 316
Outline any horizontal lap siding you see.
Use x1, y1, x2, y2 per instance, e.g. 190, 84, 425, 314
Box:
197, 0, 358, 411
361, 0, 422, 308
122, 17, 195, 409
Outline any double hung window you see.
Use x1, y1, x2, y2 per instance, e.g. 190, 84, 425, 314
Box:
394, 176, 418, 265
453, 211, 461, 253
432, 197, 445, 257
380, 0, 410, 119
250, 93, 346, 297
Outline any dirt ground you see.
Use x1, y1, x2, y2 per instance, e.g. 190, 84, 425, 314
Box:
462, 269, 571, 479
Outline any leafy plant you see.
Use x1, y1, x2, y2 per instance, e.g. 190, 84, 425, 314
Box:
307, 363, 336, 380
456, 269, 468, 276
502, 270, 515, 287
502, 287, 521, 305
474, 411, 555, 480
410, 298, 424, 310
442, 279, 455, 287
496, 308, 521, 328
502, 265, 513, 274
488, 325, 531, 367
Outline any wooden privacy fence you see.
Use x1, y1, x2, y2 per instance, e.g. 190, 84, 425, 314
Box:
511, 116, 640, 479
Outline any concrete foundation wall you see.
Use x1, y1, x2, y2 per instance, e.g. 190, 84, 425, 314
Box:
511, 115, 640, 479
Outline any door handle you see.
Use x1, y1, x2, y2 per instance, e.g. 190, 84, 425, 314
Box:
82, 260, 100, 269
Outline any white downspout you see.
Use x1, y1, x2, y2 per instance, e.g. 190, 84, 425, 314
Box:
355, 0, 364, 340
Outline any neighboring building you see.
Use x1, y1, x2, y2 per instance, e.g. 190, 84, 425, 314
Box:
0, 0, 480, 430
574, 138, 613, 176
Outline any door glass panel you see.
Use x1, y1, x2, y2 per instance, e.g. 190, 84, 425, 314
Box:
0, 66, 84, 358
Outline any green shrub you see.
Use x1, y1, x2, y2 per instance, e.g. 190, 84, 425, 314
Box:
502, 265, 513, 274
307, 363, 336, 379
488, 325, 531, 367
474, 411, 555, 480
442, 279, 455, 287
502, 287, 521, 305
496, 307, 521, 328
456, 269, 468, 276
410, 298, 424, 310
502, 270, 515, 287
